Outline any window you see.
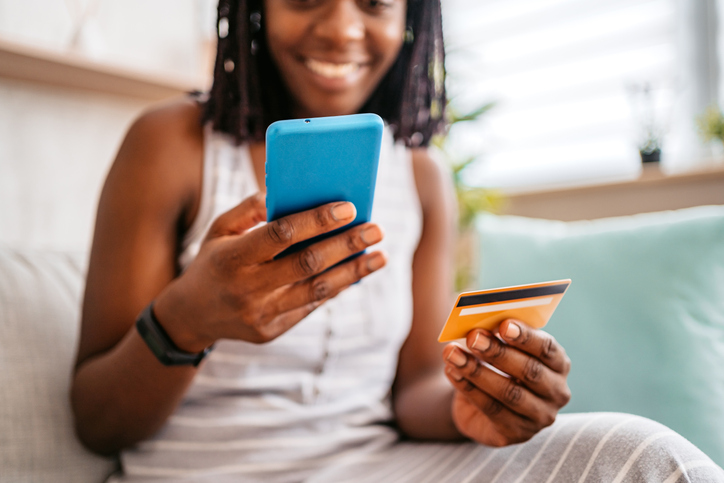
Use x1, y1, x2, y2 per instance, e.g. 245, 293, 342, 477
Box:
443, 0, 719, 191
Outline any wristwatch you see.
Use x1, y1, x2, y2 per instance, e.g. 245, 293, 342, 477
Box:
135, 303, 212, 367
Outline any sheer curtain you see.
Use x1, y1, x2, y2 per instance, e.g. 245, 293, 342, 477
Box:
443, 0, 719, 191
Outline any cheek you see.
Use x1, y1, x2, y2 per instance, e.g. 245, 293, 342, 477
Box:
263, 6, 304, 61
372, 19, 405, 66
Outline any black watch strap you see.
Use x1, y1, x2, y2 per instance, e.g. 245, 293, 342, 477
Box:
135, 303, 212, 367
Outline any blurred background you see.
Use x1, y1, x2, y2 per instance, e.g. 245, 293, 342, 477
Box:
1, 0, 723, 252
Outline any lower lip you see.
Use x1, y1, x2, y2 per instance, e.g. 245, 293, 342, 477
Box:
301, 59, 366, 91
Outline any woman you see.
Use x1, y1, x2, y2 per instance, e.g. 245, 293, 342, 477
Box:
71, 0, 724, 481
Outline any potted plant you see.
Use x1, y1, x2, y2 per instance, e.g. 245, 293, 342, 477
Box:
638, 129, 662, 164
627, 83, 665, 164
696, 105, 724, 147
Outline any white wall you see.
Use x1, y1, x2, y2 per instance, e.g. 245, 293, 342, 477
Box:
0, 0, 215, 252
0, 0, 211, 77
0, 79, 150, 251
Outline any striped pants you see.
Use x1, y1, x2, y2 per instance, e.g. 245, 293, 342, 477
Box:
110, 413, 724, 482
306, 413, 723, 483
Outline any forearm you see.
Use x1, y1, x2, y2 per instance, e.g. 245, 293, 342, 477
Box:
71, 325, 197, 455
392, 371, 463, 441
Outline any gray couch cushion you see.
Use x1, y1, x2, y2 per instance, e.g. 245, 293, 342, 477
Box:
0, 246, 116, 482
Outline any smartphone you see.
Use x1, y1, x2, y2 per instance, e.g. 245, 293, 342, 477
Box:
265, 113, 384, 257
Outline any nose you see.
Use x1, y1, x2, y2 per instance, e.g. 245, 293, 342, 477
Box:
312, 0, 365, 47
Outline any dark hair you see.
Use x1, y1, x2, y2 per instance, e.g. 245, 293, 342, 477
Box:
202, 0, 446, 147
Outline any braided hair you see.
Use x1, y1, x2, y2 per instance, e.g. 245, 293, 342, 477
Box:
202, 0, 446, 147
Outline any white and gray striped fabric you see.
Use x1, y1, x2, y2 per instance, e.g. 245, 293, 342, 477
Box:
109, 126, 724, 482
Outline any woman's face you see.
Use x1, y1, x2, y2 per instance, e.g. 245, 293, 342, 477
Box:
264, 0, 407, 118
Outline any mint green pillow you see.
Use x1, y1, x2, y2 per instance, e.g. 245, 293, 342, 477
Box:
476, 206, 724, 467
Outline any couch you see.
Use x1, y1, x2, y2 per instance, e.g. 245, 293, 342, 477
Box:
1, 205, 722, 481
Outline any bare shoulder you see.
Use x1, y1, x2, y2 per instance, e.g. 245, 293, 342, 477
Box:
410, 147, 456, 219
120, 98, 203, 174
107, 98, 205, 226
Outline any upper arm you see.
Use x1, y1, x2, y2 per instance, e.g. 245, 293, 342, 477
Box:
394, 148, 457, 390
76, 100, 203, 368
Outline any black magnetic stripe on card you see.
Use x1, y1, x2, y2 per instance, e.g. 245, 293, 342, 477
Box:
456, 283, 570, 308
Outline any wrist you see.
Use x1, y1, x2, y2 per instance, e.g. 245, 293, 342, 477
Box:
153, 284, 214, 354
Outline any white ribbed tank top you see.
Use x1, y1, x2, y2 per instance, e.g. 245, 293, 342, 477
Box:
115, 124, 423, 482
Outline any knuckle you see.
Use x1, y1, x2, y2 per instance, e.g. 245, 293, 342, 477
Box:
488, 434, 509, 448
562, 354, 572, 374
310, 279, 330, 302
540, 410, 557, 428
558, 386, 572, 406
267, 218, 294, 245
523, 358, 544, 384
351, 257, 366, 281
483, 398, 504, 417
249, 324, 269, 344
468, 361, 483, 379
490, 340, 507, 361
346, 231, 365, 253
517, 325, 532, 345
463, 381, 476, 393
502, 381, 523, 406
255, 329, 274, 344
315, 206, 333, 228
541, 336, 558, 361
297, 248, 322, 276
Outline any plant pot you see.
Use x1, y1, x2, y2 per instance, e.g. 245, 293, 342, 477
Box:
640, 148, 661, 164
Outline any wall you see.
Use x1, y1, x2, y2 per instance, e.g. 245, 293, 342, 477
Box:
0, 0, 215, 252
0, 78, 150, 251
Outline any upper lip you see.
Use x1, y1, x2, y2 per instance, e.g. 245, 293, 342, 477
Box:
301, 55, 370, 65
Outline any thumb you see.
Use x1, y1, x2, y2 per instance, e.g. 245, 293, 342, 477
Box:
205, 192, 267, 240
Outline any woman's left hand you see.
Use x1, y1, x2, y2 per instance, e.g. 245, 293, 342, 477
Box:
442, 319, 572, 447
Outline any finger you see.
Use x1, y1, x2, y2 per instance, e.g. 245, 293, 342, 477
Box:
444, 368, 541, 445
272, 251, 387, 314
265, 223, 383, 287
464, 330, 571, 405
205, 192, 267, 240
443, 345, 556, 427
238, 201, 358, 262
497, 320, 571, 375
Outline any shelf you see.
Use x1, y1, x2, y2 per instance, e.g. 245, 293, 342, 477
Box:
502, 163, 724, 221
0, 36, 209, 100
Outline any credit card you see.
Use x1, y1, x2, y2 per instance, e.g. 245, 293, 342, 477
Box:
438, 279, 571, 342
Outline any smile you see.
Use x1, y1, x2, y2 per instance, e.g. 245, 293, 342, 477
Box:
304, 58, 361, 79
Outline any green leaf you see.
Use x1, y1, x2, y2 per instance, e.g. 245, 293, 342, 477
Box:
448, 102, 496, 124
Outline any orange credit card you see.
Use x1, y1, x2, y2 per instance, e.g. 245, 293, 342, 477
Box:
438, 279, 571, 342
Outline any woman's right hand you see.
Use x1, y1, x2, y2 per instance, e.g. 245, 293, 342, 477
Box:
153, 192, 386, 353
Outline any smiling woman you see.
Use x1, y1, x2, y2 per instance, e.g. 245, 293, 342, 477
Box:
264, 0, 405, 116
68, 0, 724, 481
203, 0, 445, 145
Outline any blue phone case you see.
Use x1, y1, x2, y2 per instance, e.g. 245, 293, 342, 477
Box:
265, 113, 384, 256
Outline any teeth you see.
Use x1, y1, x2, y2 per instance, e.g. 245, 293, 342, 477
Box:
305, 58, 359, 78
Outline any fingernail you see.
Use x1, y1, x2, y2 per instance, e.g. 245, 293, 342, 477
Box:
366, 253, 385, 271
446, 347, 467, 367
361, 225, 382, 244
505, 322, 521, 340
331, 202, 355, 221
446, 366, 464, 382
472, 333, 490, 352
